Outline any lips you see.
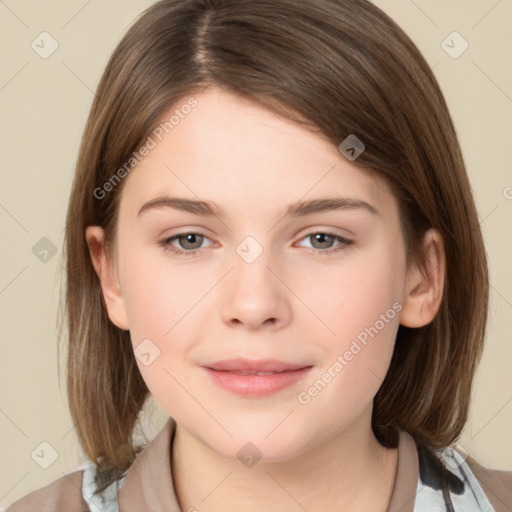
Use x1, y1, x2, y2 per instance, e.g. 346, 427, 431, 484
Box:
222, 370, 283, 376
203, 358, 309, 373
201, 358, 313, 397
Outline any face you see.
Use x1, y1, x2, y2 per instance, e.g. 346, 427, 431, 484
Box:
97, 87, 413, 462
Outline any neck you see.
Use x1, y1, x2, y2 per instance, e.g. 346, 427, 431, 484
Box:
171, 406, 398, 512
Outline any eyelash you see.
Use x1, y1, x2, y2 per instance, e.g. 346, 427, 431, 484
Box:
159, 230, 353, 258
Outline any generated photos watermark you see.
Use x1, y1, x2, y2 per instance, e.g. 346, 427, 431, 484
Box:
297, 301, 403, 405
93, 97, 198, 200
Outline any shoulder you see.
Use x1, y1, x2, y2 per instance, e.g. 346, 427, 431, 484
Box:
4, 462, 126, 512
465, 454, 512, 512
414, 441, 512, 511
4, 468, 89, 512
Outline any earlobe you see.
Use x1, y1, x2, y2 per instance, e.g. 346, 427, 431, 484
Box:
85, 226, 130, 331
400, 229, 445, 328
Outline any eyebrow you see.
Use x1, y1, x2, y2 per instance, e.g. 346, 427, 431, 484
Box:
137, 196, 379, 219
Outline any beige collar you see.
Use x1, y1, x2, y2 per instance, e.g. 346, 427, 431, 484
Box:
118, 417, 419, 512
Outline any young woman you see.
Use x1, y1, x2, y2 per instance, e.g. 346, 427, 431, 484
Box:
6, 0, 512, 510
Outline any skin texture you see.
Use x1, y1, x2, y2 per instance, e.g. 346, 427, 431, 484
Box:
86, 87, 445, 511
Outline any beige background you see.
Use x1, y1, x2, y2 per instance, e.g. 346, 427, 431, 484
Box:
1, 0, 511, 507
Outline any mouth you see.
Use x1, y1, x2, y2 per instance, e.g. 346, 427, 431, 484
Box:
203, 358, 310, 373
201, 359, 313, 397
211, 370, 297, 376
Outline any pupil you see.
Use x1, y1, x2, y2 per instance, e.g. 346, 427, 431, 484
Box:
182, 233, 201, 249
314, 233, 331, 248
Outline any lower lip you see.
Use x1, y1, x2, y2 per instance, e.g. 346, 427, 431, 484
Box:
202, 366, 313, 397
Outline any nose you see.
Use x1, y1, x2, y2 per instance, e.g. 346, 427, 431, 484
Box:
220, 245, 292, 331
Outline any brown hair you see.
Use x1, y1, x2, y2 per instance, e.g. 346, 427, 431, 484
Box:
59, 0, 489, 493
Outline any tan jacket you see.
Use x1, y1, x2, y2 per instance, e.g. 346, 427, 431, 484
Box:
5, 417, 512, 511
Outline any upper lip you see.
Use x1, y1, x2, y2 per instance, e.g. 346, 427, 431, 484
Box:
203, 358, 311, 372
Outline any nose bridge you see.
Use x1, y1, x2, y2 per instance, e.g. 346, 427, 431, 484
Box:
235, 234, 267, 266
220, 233, 290, 329
231, 233, 279, 292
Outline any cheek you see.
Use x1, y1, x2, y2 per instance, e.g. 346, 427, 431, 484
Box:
122, 260, 197, 409
297, 245, 405, 402
120, 247, 191, 339
118, 250, 205, 390
301, 243, 405, 346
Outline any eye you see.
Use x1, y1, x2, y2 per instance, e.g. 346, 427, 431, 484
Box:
159, 231, 212, 257
159, 230, 353, 258
296, 231, 353, 255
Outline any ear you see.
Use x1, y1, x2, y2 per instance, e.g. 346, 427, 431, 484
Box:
85, 226, 129, 331
400, 229, 445, 328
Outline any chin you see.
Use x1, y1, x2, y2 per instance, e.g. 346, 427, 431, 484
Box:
183, 415, 305, 463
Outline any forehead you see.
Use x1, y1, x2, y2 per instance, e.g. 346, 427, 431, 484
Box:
118, 88, 398, 224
